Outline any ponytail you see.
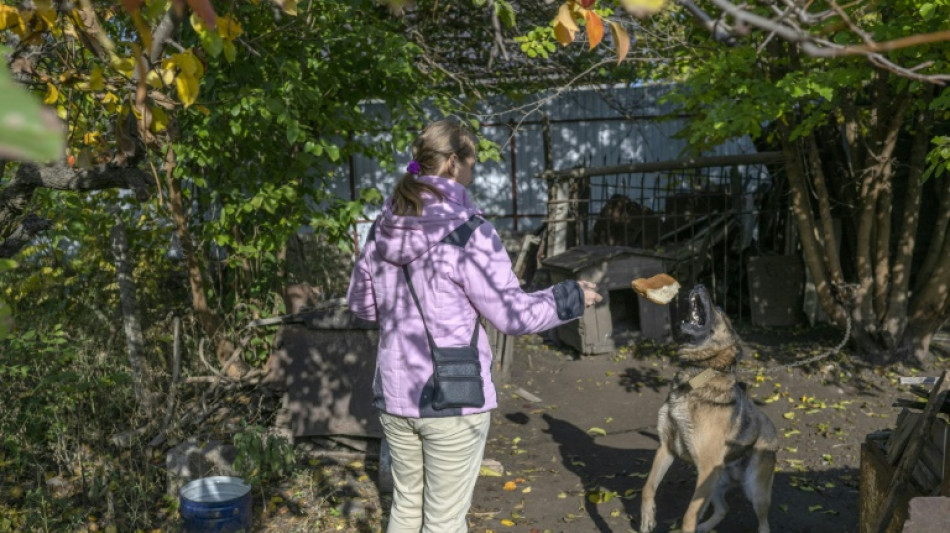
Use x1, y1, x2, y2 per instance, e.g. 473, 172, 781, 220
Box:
390, 119, 478, 217
392, 173, 443, 217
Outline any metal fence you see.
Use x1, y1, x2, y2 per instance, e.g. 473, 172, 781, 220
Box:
539, 153, 794, 322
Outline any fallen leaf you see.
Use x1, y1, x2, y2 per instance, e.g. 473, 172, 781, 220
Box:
480, 466, 503, 477
503, 481, 517, 491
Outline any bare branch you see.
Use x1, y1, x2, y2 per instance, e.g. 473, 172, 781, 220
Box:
679, 0, 950, 84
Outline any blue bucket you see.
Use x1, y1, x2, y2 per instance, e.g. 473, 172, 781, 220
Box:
179, 476, 252, 533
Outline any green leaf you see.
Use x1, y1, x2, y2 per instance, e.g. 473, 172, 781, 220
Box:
0, 49, 65, 162
494, 0, 516, 28
325, 144, 341, 162
587, 426, 607, 436
920, 3, 935, 20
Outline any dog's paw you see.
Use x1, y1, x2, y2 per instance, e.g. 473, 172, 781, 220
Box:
639, 516, 656, 533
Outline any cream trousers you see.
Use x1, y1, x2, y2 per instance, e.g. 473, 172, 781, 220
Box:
379, 411, 491, 533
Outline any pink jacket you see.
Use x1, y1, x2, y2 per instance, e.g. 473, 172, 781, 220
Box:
347, 175, 583, 418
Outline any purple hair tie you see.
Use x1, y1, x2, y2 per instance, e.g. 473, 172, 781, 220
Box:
406, 160, 421, 175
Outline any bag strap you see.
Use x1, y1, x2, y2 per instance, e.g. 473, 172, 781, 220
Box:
401, 263, 479, 355
368, 215, 483, 356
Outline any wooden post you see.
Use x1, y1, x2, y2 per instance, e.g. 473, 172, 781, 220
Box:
873, 370, 950, 533
542, 114, 568, 257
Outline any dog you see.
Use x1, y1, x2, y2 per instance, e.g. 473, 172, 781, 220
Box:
640, 284, 777, 533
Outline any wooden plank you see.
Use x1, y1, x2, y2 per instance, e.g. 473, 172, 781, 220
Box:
917, 440, 943, 489
536, 151, 785, 181
873, 371, 950, 533
886, 409, 918, 464
911, 459, 940, 492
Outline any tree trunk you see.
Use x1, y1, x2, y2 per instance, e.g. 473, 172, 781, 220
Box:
852, 95, 911, 341
780, 128, 847, 327
111, 213, 149, 412
162, 147, 238, 371
883, 106, 931, 344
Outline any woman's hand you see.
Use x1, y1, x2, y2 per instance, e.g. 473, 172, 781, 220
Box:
578, 280, 602, 308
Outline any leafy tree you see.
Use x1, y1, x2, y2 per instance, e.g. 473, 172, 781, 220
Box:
0, 0, 466, 368
551, 0, 950, 361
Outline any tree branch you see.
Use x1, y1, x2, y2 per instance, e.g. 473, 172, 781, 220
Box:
0, 163, 152, 256
149, 7, 184, 64
0, 214, 51, 258
683, 0, 950, 84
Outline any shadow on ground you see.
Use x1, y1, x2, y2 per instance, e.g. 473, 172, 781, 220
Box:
540, 413, 859, 533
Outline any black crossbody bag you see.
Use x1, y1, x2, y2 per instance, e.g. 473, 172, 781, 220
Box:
402, 263, 485, 410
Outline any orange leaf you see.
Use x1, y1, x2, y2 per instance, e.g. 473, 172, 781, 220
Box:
609, 21, 631, 65
585, 10, 604, 49
554, 2, 578, 46
503, 481, 517, 491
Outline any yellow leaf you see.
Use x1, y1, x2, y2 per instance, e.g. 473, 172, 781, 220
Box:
620, 0, 666, 18
587, 489, 617, 504
86, 66, 106, 91
217, 15, 243, 40
499, 519, 515, 527
101, 92, 120, 113
146, 70, 164, 89
193, 104, 211, 116
279, 0, 298, 16
43, 83, 59, 105
0, 6, 22, 32
166, 51, 204, 77
503, 481, 517, 491
479, 466, 503, 477
587, 426, 607, 437
783, 411, 795, 420
553, 3, 578, 46
35, 0, 57, 27
584, 10, 604, 50
161, 68, 176, 85
175, 73, 199, 107
608, 21, 630, 65
150, 106, 169, 133
83, 132, 100, 145
110, 57, 136, 78
190, 12, 210, 34
521, 486, 531, 493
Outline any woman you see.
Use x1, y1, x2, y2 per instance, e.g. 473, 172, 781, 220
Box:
347, 119, 600, 532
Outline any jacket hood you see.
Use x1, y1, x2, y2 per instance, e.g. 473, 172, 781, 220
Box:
375, 175, 481, 266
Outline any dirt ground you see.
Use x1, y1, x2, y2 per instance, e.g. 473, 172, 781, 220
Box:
256, 322, 939, 533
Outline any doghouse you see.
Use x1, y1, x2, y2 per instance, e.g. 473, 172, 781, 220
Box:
542, 245, 674, 354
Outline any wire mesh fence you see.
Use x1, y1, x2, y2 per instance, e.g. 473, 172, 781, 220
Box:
542, 160, 794, 322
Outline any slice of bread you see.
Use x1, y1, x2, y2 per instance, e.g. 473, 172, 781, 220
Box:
632, 273, 681, 305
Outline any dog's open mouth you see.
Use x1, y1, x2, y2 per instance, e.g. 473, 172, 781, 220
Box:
681, 284, 713, 338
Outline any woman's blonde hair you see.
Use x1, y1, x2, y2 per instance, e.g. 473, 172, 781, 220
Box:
391, 119, 478, 216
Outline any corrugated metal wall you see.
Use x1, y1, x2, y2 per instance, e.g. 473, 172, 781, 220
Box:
343, 84, 769, 244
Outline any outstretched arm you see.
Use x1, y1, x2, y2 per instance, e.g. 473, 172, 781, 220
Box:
460, 222, 595, 336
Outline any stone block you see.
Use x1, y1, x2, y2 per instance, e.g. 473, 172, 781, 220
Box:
902, 497, 950, 533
